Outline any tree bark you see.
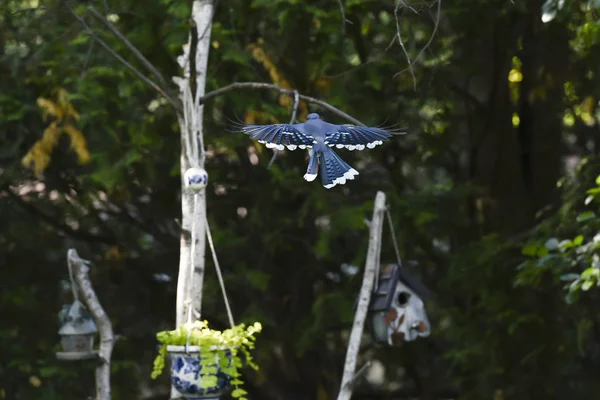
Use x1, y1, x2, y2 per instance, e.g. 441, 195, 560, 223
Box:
173, 1, 214, 397
68, 249, 115, 400
175, 0, 214, 328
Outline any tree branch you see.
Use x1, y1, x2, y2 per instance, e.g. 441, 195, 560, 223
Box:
64, 4, 180, 110
87, 6, 171, 90
338, 191, 386, 400
69, 249, 115, 400
199, 82, 365, 126
267, 89, 300, 169
388, 0, 442, 86
337, 0, 350, 33
3, 186, 117, 245
67, 4, 364, 128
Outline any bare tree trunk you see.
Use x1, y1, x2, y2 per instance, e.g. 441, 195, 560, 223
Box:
174, 0, 214, 329
338, 191, 386, 400
173, 1, 214, 398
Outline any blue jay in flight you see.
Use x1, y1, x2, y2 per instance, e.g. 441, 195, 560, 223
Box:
233, 113, 404, 189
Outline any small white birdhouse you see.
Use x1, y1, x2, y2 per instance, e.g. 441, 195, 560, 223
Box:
56, 300, 98, 360
368, 263, 431, 346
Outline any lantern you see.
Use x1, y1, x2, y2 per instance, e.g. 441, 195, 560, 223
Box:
368, 263, 431, 346
56, 300, 98, 360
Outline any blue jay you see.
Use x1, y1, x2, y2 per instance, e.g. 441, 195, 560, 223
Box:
233, 113, 404, 189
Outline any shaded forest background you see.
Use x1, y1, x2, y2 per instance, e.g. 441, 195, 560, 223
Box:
3, 0, 600, 399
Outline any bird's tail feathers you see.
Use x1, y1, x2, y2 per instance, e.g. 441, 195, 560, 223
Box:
303, 150, 319, 182
319, 148, 359, 189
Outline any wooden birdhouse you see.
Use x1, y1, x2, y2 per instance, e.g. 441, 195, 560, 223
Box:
368, 263, 431, 346
56, 300, 98, 360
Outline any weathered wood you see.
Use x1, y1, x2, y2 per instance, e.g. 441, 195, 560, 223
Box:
68, 249, 114, 400
337, 191, 386, 400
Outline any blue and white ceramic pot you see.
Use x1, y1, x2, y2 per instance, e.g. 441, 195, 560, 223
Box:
167, 345, 232, 400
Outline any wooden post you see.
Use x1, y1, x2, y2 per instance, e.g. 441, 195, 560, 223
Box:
68, 249, 115, 400
337, 191, 386, 400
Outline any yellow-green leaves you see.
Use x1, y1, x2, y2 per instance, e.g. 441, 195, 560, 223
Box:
151, 320, 262, 400
22, 88, 90, 176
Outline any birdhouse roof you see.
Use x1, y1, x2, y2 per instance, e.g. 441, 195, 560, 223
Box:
369, 263, 431, 312
58, 300, 97, 335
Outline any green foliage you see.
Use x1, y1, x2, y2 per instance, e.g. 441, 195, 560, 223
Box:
519, 168, 600, 303
152, 320, 262, 399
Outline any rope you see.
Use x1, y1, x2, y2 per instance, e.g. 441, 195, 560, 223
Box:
182, 80, 203, 169
185, 300, 194, 352
385, 207, 403, 267
188, 193, 199, 326
183, 83, 197, 168
194, 84, 205, 166
372, 207, 404, 292
205, 215, 235, 328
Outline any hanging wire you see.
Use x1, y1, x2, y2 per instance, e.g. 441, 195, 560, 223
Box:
193, 82, 206, 167
205, 215, 235, 329
183, 83, 198, 168
372, 206, 404, 293
385, 207, 403, 267
185, 300, 194, 352
187, 193, 200, 326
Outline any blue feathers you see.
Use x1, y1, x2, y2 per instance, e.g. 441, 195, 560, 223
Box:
235, 123, 315, 150
323, 125, 396, 150
232, 113, 404, 188
319, 147, 359, 189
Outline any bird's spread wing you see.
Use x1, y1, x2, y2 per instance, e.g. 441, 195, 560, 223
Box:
323, 123, 397, 150
236, 123, 316, 151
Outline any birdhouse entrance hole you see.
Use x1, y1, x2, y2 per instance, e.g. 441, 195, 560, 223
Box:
397, 291, 411, 307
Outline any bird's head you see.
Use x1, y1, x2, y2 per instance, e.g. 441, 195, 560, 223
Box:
306, 113, 321, 120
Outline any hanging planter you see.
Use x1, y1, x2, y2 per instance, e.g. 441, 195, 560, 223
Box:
56, 300, 99, 360
152, 320, 262, 400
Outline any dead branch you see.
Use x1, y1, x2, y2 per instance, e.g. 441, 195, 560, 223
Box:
3, 185, 116, 245
87, 6, 171, 90
68, 249, 115, 400
64, 4, 180, 110
267, 90, 300, 169
67, 4, 366, 127
390, 3, 417, 90
392, 0, 442, 84
336, 0, 351, 32
337, 191, 387, 400
199, 82, 365, 126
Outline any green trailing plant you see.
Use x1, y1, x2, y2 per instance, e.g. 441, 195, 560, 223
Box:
152, 320, 262, 400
